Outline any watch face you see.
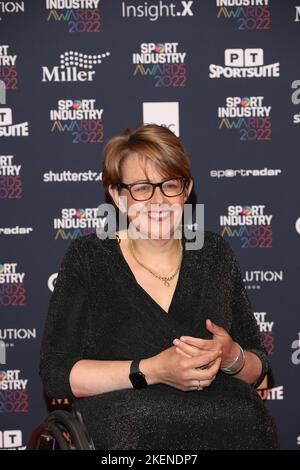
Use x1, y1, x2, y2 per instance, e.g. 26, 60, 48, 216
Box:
130, 372, 147, 389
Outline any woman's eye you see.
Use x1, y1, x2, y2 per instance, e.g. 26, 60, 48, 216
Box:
164, 182, 178, 189
135, 185, 150, 192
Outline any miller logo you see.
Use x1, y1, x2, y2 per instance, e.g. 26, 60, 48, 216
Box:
42, 50, 110, 82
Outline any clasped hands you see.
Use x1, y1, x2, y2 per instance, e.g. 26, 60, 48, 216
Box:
172, 319, 239, 390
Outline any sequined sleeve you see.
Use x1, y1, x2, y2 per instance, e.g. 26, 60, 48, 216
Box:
39, 239, 87, 400
223, 238, 269, 388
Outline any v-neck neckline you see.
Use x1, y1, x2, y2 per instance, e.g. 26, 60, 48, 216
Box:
107, 230, 188, 316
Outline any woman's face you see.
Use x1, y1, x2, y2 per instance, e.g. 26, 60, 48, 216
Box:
109, 153, 193, 239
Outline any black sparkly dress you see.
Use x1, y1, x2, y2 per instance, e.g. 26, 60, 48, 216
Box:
40, 230, 280, 450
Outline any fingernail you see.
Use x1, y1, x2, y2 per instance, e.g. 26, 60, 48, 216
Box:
180, 336, 186, 341
173, 339, 179, 344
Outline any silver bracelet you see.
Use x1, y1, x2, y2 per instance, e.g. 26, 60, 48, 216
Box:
221, 343, 245, 375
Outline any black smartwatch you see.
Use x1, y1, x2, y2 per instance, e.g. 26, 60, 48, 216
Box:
129, 360, 148, 389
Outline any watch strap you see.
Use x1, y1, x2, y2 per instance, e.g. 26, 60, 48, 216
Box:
130, 359, 141, 376
129, 359, 148, 389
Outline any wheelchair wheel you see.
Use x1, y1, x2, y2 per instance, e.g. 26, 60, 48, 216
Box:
27, 410, 95, 450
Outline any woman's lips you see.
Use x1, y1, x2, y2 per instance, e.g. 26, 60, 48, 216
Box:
148, 211, 171, 221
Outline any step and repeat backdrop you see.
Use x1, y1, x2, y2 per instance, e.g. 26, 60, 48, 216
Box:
1, 0, 299, 451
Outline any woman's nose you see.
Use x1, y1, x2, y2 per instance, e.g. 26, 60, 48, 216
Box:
150, 185, 165, 205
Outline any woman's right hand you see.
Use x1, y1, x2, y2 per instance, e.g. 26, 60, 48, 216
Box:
149, 345, 222, 392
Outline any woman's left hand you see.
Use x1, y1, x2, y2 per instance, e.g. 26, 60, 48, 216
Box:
173, 319, 240, 367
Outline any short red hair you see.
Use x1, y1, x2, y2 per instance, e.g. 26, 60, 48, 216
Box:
101, 124, 193, 197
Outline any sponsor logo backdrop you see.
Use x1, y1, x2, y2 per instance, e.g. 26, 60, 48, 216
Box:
1, 0, 299, 450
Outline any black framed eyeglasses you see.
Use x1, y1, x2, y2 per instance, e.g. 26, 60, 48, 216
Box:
116, 177, 187, 201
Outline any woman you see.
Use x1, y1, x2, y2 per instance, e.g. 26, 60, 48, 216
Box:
40, 124, 279, 450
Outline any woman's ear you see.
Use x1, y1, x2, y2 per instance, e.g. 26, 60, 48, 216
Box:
108, 184, 120, 210
108, 184, 128, 214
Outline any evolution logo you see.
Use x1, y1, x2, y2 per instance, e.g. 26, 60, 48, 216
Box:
0, 328, 36, 347
291, 80, 300, 124
133, 42, 187, 87
143, 102, 180, 136
42, 50, 110, 82
218, 96, 272, 140
254, 311, 275, 356
0, 430, 25, 449
0, 107, 29, 137
0, 45, 18, 90
46, 0, 101, 33
243, 269, 283, 290
50, 98, 104, 143
0, 330, 36, 366
122, 1, 194, 21
0, 155, 23, 199
209, 48, 280, 79
53, 208, 107, 240
0, 1, 24, 22
220, 205, 273, 248
216, 0, 270, 30
0, 263, 26, 307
